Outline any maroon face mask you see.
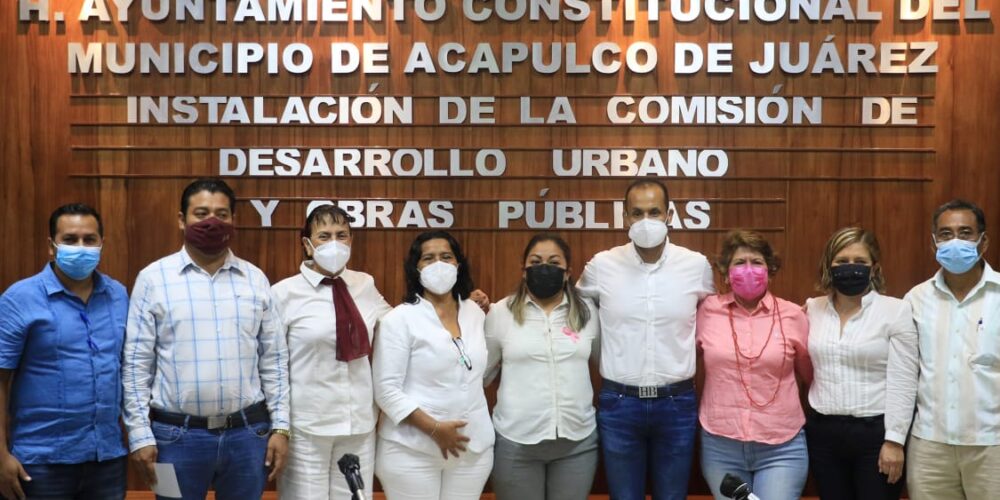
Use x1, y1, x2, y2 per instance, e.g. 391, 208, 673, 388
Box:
184, 217, 234, 255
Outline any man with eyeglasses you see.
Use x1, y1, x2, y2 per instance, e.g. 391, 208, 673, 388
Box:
904, 199, 1000, 499
0, 204, 129, 500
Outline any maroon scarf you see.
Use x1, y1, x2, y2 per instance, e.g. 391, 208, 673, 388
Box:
321, 277, 372, 361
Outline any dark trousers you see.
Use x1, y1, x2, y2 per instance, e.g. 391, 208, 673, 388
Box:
18, 456, 127, 500
805, 412, 904, 500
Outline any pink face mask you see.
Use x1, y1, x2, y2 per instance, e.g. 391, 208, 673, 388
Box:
728, 263, 769, 302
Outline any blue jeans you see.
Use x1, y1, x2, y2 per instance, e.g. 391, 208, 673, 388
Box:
700, 429, 809, 500
18, 456, 126, 500
151, 420, 271, 500
597, 386, 698, 500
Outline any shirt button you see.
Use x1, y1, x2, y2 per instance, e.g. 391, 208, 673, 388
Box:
461, 384, 469, 390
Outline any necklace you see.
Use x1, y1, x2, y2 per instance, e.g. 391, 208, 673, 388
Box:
728, 296, 787, 409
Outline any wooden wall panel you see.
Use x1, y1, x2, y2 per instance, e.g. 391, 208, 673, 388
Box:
3, 0, 1000, 494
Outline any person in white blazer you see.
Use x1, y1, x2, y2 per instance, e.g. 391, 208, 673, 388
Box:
373, 230, 494, 500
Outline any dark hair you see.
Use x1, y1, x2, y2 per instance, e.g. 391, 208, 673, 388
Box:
506, 233, 590, 331
717, 229, 782, 277
403, 231, 474, 304
624, 178, 670, 209
49, 203, 104, 238
932, 199, 986, 234
180, 178, 236, 215
300, 204, 355, 259
301, 204, 354, 239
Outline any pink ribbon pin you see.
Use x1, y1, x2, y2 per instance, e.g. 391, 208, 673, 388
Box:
562, 326, 580, 343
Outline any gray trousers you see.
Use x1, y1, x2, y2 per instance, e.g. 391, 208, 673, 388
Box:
491, 430, 599, 500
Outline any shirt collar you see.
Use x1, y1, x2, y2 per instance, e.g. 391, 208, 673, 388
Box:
525, 293, 570, 311
41, 262, 108, 296
627, 241, 670, 267
299, 260, 339, 288
719, 291, 774, 314
178, 246, 243, 276
932, 262, 1000, 299
823, 290, 879, 316
415, 294, 464, 313
860, 290, 879, 308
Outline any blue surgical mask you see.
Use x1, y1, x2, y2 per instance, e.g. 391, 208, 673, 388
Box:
55, 244, 102, 280
935, 235, 983, 275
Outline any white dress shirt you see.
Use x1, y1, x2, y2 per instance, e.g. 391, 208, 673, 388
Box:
373, 298, 494, 457
272, 262, 392, 437
905, 263, 1000, 445
806, 292, 919, 445
123, 248, 290, 451
577, 242, 715, 386
485, 295, 600, 445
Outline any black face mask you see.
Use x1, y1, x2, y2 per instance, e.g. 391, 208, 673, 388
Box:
525, 264, 566, 299
831, 263, 871, 296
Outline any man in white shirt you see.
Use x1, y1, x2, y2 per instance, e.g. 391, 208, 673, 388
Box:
272, 204, 392, 500
577, 179, 715, 500
904, 199, 1000, 499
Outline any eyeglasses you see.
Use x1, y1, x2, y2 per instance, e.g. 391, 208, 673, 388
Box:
452, 338, 472, 371
934, 231, 983, 243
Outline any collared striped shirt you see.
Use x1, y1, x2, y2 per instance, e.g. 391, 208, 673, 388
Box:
123, 248, 290, 451
904, 263, 1000, 445
806, 292, 919, 445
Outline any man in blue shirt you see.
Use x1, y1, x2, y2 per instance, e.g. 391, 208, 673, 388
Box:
0, 203, 128, 500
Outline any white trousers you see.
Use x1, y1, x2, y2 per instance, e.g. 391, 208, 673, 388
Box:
375, 438, 493, 500
278, 429, 375, 500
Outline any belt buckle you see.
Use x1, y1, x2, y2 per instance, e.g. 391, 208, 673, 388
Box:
207, 415, 228, 430
638, 386, 658, 399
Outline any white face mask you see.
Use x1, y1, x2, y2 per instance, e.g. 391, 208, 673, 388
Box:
628, 218, 669, 249
309, 240, 351, 275
420, 261, 458, 296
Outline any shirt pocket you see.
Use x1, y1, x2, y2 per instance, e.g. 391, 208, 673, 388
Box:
552, 326, 590, 362
234, 292, 264, 338
971, 313, 1000, 372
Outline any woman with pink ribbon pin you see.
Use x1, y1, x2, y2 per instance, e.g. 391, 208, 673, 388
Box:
484, 233, 600, 500
695, 230, 813, 500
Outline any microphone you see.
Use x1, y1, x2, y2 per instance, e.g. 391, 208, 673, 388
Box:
720, 473, 762, 500
337, 453, 366, 500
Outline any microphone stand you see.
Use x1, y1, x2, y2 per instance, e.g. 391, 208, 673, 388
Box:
337, 453, 367, 500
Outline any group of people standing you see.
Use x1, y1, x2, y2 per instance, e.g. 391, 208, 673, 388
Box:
0, 177, 996, 500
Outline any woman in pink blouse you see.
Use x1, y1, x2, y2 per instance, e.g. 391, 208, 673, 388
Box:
696, 230, 813, 500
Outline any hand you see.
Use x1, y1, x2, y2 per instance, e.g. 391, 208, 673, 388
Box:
0, 452, 29, 500
265, 433, 289, 481
430, 420, 470, 459
878, 441, 905, 484
130, 445, 159, 488
470, 290, 490, 313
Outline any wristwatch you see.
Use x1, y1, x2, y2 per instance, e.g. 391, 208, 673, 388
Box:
271, 428, 291, 438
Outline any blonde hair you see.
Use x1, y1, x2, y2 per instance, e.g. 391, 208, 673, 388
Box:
506, 233, 590, 332
817, 227, 886, 294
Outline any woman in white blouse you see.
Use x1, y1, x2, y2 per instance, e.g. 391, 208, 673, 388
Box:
373, 231, 494, 500
485, 233, 600, 500
272, 205, 392, 500
805, 227, 919, 500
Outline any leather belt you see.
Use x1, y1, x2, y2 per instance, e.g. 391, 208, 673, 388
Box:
151, 401, 270, 430
601, 378, 695, 399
